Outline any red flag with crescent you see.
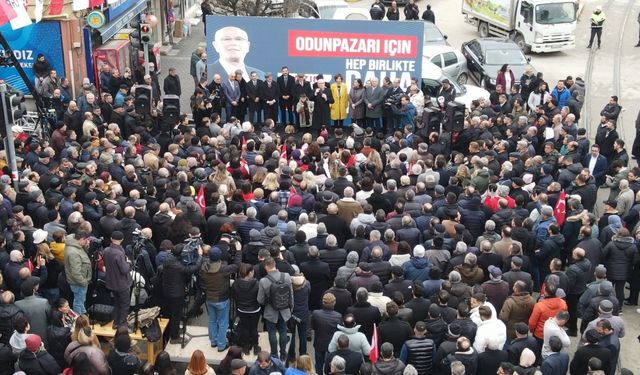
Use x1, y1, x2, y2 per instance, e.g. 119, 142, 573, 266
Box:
196, 185, 206, 215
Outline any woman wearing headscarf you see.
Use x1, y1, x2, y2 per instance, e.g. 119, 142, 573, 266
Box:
599, 214, 623, 245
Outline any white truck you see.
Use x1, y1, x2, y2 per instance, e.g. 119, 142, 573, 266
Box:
462, 0, 577, 53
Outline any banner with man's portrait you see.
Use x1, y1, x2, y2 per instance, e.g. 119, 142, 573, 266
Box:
206, 16, 424, 89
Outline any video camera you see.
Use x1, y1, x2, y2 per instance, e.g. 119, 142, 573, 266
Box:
220, 231, 240, 259
182, 235, 203, 266
384, 93, 403, 108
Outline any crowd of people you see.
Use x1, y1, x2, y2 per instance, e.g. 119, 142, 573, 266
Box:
1, 12, 640, 375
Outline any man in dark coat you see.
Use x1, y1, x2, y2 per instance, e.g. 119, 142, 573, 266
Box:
276, 67, 294, 124
378, 301, 413, 357
312, 293, 346, 375
319, 204, 351, 247
324, 334, 364, 375
260, 73, 279, 122
383, 266, 413, 302
540, 336, 569, 375
569, 329, 610, 375
103, 231, 132, 329
346, 287, 381, 339
300, 247, 331, 311
162, 243, 204, 343
163, 67, 181, 97
310, 78, 334, 132
565, 248, 591, 336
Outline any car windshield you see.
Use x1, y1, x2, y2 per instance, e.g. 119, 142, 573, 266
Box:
484, 48, 527, 65
424, 23, 446, 43
318, 5, 344, 18
535, 2, 576, 24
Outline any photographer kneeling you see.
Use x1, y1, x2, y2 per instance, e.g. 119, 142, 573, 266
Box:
200, 241, 241, 351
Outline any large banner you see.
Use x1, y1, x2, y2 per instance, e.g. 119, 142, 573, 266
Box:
205, 16, 423, 89
0, 21, 65, 93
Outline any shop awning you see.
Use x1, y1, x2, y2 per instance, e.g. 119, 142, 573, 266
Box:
97, 0, 146, 43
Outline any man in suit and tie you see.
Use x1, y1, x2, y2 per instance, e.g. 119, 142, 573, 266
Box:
222, 72, 241, 122
292, 73, 312, 127
208, 26, 265, 82
364, 78, 386, 130
582, 144, 608, 187
247, 71, 263, 124
277, 66, 295, 125
260, 73, 279, 122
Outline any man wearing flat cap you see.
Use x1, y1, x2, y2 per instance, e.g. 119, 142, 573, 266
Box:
103, 231, 132, 329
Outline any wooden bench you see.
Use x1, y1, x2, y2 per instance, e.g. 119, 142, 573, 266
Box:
92, 318, 169, 364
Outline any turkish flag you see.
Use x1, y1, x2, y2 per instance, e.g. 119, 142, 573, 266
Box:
554, 191, 566, 226
369, 323, 379, 363
0, 0, 18, 26
47, 0, 64, 15
196, 185, 206, 215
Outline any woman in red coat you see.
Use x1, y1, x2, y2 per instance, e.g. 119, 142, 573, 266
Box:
496, 64, 516, 92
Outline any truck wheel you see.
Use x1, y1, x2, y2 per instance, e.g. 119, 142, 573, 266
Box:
514, 34, 531, 54
478, 22, 489, 38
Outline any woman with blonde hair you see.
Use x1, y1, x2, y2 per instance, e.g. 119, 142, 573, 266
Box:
285, 355, 316, 375
65, 326, 110, 375
71, 315, 100, 348
367, 150, 384, 174
185, 349, 215, 375
262, 172, 280, 196
455, 164, 471, 186
252, 169, 267, 191
211, 163, 236, 193
330, 73, 349, 128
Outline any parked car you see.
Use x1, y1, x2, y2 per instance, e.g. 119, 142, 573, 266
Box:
423, 45, 469, 85
297, 0, 371, 19
461, 37, 534, 89
421, 58, 490, 109
424, 21, 449, 46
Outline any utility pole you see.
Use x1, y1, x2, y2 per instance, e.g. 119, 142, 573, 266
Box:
0, 84, 19, 190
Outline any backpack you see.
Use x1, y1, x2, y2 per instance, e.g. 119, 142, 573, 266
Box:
266, 273, 292, 310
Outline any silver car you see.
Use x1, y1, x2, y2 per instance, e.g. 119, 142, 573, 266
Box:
423, 45, 470, 85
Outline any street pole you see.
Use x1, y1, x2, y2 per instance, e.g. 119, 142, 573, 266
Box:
143, 42, 150, 77
0, 84, 19, 190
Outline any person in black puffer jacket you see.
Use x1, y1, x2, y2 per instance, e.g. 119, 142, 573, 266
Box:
0, 340, 14, 375
602, 228, 639, 303
46, 310, 71, 369
161, 243, 204, 343
231, 263, 261, 355
0, 291, 22, 345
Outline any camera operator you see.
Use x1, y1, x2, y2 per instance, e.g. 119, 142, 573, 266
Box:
199, 244, 241, 351
125, 228, 156, 282
389, 95, 417, 131
103, 231, 132, 329
214, 229, 241, 263
162, 241, 204, 344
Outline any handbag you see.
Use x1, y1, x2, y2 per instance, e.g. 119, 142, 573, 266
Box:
88, 304, 114, 325
141, 318, 162, 342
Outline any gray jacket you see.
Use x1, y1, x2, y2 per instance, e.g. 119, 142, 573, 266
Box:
328, 324, 372, 357
257, 270, 294, 323
364, 86, 386, 118
15, 296, 50, 347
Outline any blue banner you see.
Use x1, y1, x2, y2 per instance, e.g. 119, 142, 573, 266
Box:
0, 22, 65, 94
205, 16, 423, 89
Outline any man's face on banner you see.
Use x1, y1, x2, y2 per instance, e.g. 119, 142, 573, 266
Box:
213, 26, 250, 64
